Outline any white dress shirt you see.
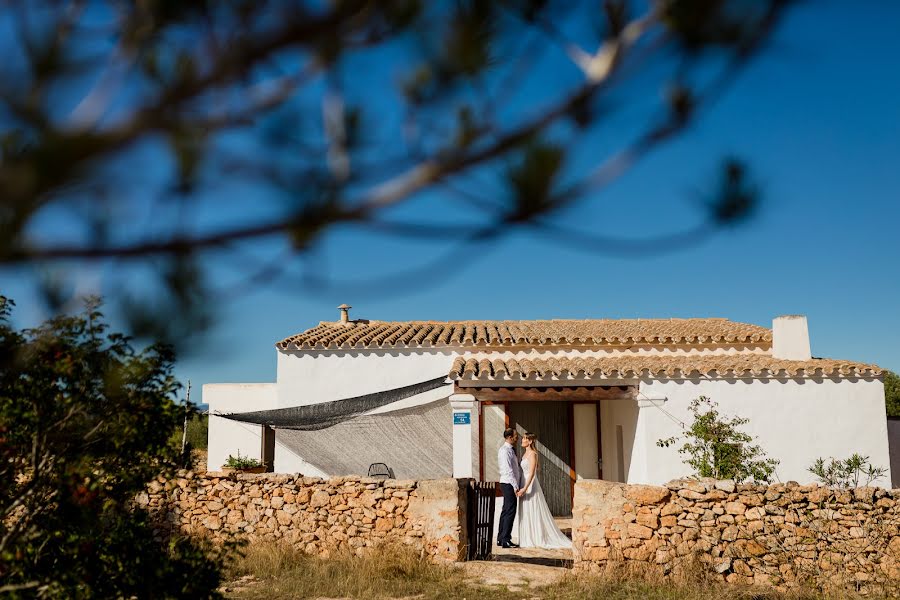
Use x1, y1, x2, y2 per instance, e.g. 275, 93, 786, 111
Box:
497, 441, 521, 490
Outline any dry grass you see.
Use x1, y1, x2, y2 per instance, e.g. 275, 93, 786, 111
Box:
225, 543, 506, 599
543, 569, 877, 600
224, 544, 891, 600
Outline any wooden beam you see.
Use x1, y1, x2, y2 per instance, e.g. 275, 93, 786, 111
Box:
464, 386, 635, 403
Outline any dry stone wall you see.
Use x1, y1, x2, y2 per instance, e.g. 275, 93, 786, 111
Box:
574, 479, 900, 593
140, 472, 468, 562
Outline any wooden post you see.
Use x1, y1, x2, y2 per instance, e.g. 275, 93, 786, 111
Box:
181, 380, 191, 456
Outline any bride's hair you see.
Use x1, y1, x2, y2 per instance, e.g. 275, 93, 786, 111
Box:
523, 433, 537, 445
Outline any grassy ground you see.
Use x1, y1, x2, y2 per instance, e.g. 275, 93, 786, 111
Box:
223, 543, 887, 600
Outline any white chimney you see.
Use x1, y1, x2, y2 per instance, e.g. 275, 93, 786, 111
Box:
337, 303, 352, 324
772, 315, 811, 360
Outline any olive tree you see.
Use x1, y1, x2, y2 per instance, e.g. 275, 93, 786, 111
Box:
657, 395, 779, 483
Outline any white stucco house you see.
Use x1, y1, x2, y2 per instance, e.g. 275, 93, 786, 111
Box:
207, 307, 891, 516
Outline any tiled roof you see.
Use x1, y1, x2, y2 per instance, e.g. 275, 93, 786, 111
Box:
449, 355, 882, 380
277, 319, 771, 350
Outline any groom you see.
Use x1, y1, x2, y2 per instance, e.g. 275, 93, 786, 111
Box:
497, 428, 524, 548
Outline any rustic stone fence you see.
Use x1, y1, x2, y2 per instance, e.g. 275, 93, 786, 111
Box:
139, 472, 468, 562
142, 471, 900, 592
573, 479, 900, 593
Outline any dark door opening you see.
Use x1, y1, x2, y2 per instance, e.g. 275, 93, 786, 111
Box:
507, 401, 573, 516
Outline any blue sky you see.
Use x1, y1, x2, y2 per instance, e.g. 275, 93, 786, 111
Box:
4, 2, 900, 403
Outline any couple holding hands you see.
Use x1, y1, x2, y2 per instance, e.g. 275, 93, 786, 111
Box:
496, 428, 573, 550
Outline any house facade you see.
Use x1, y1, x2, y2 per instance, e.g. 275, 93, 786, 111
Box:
207, 309, 891, 516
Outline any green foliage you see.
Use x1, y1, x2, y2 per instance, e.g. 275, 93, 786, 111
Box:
0, 296, 224, 598
884, 369, 900, 417
223, 452, 261, 470
808, 454, 887, 488
657, 396, 779, 483
188, 413, 209, 450
169, 412, 209, 451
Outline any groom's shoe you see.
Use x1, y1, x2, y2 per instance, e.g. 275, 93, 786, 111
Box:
500, 542, 520, 549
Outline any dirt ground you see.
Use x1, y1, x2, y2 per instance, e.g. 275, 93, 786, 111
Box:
462, 517, 573, 590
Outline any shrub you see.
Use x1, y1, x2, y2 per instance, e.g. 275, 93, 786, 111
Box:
0, 296, 225, 598
808, 454, 887, 488
224, 452, 261, 469
657, 396, 779, 483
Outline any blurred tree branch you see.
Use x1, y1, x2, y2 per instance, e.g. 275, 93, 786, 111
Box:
0, 0, 793, 338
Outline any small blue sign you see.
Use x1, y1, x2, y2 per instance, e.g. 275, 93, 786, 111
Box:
453, 412, 470, 425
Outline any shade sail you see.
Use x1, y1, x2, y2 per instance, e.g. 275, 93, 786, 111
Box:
276, 397, 454, 479
217, 375, 449, 430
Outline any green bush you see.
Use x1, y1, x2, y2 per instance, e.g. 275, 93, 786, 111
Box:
657, 396, 779, 483
808, 454, 887, 488
224, 452, 261, 469
0, 297, 225, 598
170, 413, 209, 451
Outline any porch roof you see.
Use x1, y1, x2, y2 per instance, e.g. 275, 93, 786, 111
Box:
448, 355, 882, 381
277, 318, 771, 350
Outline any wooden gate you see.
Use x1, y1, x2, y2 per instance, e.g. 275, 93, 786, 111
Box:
466, 481, 497, 560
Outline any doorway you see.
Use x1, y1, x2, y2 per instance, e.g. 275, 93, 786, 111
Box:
479, 398, 602, 517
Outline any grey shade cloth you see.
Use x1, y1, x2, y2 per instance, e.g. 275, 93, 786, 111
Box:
218, 375, 448, 430
276, 397, 452, 479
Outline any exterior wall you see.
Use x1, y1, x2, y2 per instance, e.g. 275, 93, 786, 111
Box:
600, 398, 641, 483
637, 378, 891, 487
272, 348, 462, 477
205, 383, 278, 472
142, 473, 468, 562
573, 478, 900, 593
273, 439, 328, 477
573, 403, 600, 479
210, 346, 888, 487
275, 348, 456, 408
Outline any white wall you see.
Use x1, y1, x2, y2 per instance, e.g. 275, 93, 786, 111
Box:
273, 439, 328, 477
601, 398, 641, 483
637, 378, 891, 487
205, 383, 277, 471
212, 346, 891, 487
276, 348, 458, 407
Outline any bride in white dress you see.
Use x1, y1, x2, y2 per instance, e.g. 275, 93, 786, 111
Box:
518, 433, 573, 549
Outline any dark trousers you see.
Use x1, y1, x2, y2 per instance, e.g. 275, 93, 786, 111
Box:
497, 483, 517, 545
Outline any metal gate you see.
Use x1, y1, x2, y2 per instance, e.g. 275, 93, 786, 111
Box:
466, 481, 497, 560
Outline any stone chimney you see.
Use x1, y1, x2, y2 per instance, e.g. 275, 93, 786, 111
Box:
337, 304, 352, 324
772, 315, 811, 360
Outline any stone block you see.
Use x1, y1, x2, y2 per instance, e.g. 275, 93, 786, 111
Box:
677, 489, 706, 500
715, 480, 736, 493
725, 501, 746, 515
637, 513, 660, 529
627, 523, 654, 540
310, 490, 330, 508
625, 485, 671, 505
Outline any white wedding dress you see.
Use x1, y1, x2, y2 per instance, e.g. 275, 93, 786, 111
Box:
518, 454, 573, 549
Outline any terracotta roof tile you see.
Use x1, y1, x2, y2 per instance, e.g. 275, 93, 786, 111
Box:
277, 318, 771, 350
448, 355, 881, 380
